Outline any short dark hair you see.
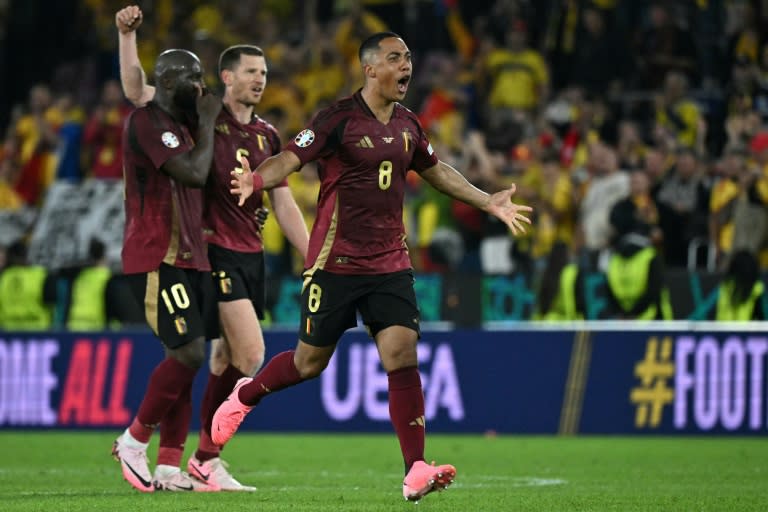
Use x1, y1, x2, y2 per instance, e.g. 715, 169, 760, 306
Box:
358, 31, 402, 64
218, 45, 265, 75
6, 239, 27, 266
88, 238, 106, 262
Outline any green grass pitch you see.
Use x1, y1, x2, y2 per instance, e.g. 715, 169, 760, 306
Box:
1, 432, 766, 511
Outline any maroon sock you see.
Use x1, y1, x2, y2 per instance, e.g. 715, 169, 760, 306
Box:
195, 372, 219, 461
129, 357, 197, 443
196, 365, 246, 461
388, 366, 426, 473
238, 351, 302, 406
157, 382, 192, 467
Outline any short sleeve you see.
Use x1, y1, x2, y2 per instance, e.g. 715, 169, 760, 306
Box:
268, 126, 289, 187
410, 120, 439, 172
284, 106, 342, 166
268, 125, 282, 155
129, 110, 193, 170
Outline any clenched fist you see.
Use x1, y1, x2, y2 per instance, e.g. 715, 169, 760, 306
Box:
115, 5, 143, 34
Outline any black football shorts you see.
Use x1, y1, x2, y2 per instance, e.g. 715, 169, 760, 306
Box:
208, 243, 266, 319
127, 263, 217, 348
298, 269, 420, 347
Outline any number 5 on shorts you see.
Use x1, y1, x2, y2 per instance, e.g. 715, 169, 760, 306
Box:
307, 283, 322, 312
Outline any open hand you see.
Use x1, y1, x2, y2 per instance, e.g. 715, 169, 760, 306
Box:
484, 184, 533, 236
231, 155, 257, 206
115, 5, 143, 33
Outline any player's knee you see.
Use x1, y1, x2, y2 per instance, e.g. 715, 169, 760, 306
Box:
295, 357, 328, 380
234, 346, 265, 376
183, 350, 206, 369
171, 339, 206, 369
383, 343, 418, 368
208, 345, 229, 373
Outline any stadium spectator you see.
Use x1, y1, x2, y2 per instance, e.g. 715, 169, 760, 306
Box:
413, 180, 464, 273
644, 144, 675, 194
568, 5, 631, 97
83, 79, 131, 179
715, 248, 765, 320
417, 55, 467, 150
654, 147, 711, 267
532, 240, 584, 321
526, 147, 575, 261
576, 142, 630, 268
66, 238, 117, 330
554, 88, 609, 170
211, 32, 532, 502
478, 19, 549, 148
332, 1, 389, 90
633, 2, 698, 88
294, 29, 346, 112
605, 199, 671, 320
116, 5, 309, 491
730, 131, 768, 268
0, 238, 56, 330
752, 43, 768, 123
612, 168, 662, 248
189, 3, 240, 48
653, 71, 704, 151
0, 145, 23, 209
724, 1, 760, 71
709, 145, 746, 267
2, 84, 60, 205
52, 91, 85, 182
110, 47, 222, 493
616, 120, 648, 171
723, 68, 762, 151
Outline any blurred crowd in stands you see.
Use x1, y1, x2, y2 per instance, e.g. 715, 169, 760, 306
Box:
3, 0, 768, 325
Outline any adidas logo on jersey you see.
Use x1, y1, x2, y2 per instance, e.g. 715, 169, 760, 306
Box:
215, 123, 230, 134
356, 136, 375, 148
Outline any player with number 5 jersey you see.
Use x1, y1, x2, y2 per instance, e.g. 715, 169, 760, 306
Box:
213, 32, 533, 503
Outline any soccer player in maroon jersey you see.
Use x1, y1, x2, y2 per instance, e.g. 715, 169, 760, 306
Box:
212, 32, 533, 502
111, 47, 223, 492
115, 5, 309, 491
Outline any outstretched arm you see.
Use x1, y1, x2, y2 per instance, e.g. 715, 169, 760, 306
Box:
420, 159, 533, 235
116, 5, 155, 106
230, 151, 302, 206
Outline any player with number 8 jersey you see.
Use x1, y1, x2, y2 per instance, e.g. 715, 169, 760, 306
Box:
212, 32, 533, 503
287, 90, 436, 275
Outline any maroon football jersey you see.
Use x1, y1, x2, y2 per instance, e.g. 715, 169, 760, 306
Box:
285, 91, 438, 274
204, 106, 287, 252
121, 103, 210, 273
